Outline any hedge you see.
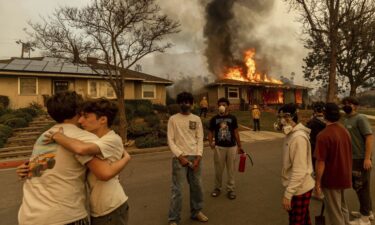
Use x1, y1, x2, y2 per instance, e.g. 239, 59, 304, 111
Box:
3, 117, 28, 128
135, 135, 167, 148
0, 95, 9, 108
18, 107, 39, 117
144, 114, 160, 127
13, 111, 33, 122
0, 114, 17, 124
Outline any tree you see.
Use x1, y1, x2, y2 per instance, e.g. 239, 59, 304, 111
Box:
302, 0, 375, 96
28, 0, 180, 142
286, 0, 342, 102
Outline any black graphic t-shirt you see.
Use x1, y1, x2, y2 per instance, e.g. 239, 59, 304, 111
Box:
209, 114, 238, 147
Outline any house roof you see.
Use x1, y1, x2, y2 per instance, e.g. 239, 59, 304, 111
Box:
206, 79, 309, 90
0, 57, 173, 85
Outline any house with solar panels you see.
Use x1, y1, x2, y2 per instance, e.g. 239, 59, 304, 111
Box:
0, 57, 173, 108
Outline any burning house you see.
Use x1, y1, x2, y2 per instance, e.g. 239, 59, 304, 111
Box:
204, 49, 309, 110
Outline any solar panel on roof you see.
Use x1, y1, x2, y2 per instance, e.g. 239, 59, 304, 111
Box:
44, 61, 63, 72
0, 63, 7, 69
24, 61, 48, 72
4, 63, 28, 70
77, 66, 94, 74
61, 65, 78, 73
11, 59, 31, 65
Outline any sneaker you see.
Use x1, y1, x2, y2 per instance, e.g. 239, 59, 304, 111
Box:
351, 211, 374, 221
192, 211, 208, 222
349, 217, 371, 225
211, 188, 221, 197
227, 191, 236, 200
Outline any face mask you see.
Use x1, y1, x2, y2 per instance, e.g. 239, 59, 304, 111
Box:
282, 125, 293, 135
274, 118, 287, 131
180, 104, 191, 113
218, 105, 226, 114
342, 105, 352, 114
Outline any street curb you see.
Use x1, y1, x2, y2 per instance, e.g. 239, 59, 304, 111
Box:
0, 143, 210, 169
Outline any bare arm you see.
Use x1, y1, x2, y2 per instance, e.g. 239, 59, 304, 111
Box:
364, 134, 374, 170
208, 130, 215, 149
234, 128, 244, 153
315, 160, 325, 195
47, 131, 101, 156
86, 151, 131, 181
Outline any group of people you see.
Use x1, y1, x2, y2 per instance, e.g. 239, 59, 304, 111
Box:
280, 97, 373, 225
13, 90, 373, 225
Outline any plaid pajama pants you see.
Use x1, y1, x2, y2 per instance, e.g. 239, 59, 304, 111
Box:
288, 190, 312, 225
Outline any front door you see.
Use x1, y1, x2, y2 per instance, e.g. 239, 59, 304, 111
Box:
53, 80, 70, 93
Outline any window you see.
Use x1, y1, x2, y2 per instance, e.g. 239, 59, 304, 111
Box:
19, 77, 37, 95
142, 84, 156, 99
106, 83, 115, 98
228, 87, 239, 99
88, 80, 99, 97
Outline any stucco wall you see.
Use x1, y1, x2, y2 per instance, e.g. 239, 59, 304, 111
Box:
0, 76, 52, 108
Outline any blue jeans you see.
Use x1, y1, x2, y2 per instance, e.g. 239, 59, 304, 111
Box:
168, 156, 204, 223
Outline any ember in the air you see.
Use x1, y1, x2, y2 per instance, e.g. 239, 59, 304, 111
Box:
224, 49, 283, 84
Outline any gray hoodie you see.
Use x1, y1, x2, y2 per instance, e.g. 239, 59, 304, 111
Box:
281, 123, 315, 199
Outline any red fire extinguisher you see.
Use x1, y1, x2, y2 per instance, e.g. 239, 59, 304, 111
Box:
238, 153, 247, 172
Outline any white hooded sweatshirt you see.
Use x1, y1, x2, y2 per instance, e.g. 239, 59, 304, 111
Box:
281, 123, 315, 199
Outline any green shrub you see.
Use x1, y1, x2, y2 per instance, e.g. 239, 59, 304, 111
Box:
167, 104, 180, 115
135, 104, 153, 117
127, 123, 154, 138
18, 107, 38, 117
14, 111, 33, 122
135, 135, 167, 148
152, 104, 168, 113
144, 114, 160, 127
0, 138, 4, 148
28, 101, 44, 114
0, 124, 12, 139
0, 114, 17, 124
125, 103, 136, 121
4, 117, 28, 128
0, 95, 9, 108
0, 108, 12, 117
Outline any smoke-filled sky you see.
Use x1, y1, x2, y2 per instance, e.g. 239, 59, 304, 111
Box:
0, 0, 309, 85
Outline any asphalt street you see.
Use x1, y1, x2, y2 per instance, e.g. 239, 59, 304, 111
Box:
0, 138, 374, 225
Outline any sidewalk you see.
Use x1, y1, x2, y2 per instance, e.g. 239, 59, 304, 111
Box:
0, 129, 283, 169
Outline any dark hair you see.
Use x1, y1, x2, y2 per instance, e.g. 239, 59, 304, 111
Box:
80, 98, 118, 127
313, 101, 325, 113
217, 97, 230, 106
278, 103, 298, 123
324, 102, 341, 122
341, 96, 359, 106
176, 92, 194, 104
46, 91, 83, 123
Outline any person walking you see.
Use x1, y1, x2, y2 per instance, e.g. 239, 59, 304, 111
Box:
342, 97, 374, 225
251, 104, 261, 131
199, 96, 208, 118
314, 103, 352, 225
208, 97, 243, 200
167, 92, 208, 225
275, 103, 315, 225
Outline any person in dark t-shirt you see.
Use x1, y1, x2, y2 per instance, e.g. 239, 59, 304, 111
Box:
306, 102, 326, 169
314, 103, 352, 225
208, 97, 243, 200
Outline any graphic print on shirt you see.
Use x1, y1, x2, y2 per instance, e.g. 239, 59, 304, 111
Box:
218, 121, 231, 142
28, 135, 58, 178
189, 120, 197, 130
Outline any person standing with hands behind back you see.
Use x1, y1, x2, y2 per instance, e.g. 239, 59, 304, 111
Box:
167, 92, 208, 225
208, 97, 243, 200
251, 104, 261, 131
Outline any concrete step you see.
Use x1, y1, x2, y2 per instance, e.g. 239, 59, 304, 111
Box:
12, 131, 41, 138
5, 137, 37, 147
0, 149, 32, 159
13, 126, 46, 133
28, 121, 54, 126
0, 145, 33, 153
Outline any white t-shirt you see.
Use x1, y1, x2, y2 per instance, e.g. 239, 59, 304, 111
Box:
167, 113, 204, 157
18, 124, 97, 225
89, 130, 128, 217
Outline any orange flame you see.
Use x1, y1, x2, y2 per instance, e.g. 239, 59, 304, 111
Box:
224, 49, 283, 84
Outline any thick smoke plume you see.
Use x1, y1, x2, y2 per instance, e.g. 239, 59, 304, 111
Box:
203, 0, 278, 78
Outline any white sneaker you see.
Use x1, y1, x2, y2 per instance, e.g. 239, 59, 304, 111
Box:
349, 217, 371, 225
351, 211, 374, 221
